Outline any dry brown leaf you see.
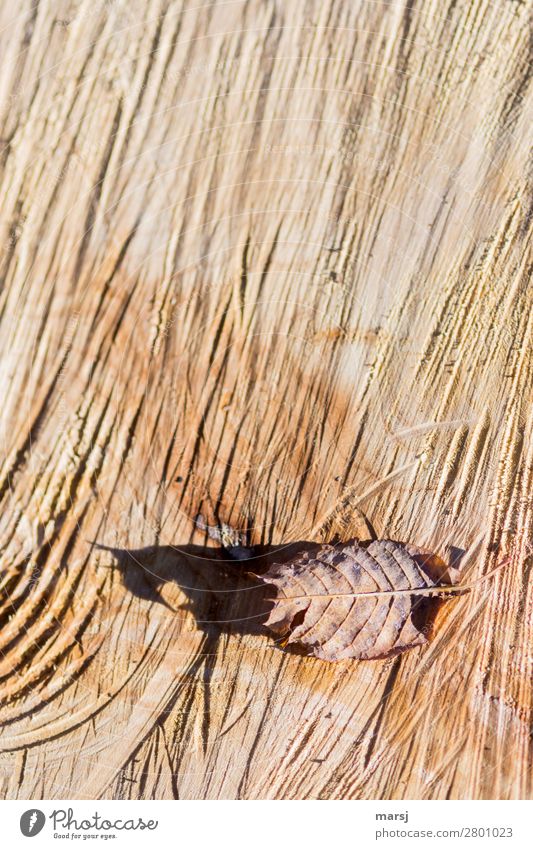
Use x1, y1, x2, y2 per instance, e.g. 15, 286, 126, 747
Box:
257, 539, 463, 661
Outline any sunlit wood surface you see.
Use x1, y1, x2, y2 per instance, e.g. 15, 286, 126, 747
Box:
0, 0, 531, 799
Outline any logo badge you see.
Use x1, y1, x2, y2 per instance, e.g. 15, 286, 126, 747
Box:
20, 810, 46, 837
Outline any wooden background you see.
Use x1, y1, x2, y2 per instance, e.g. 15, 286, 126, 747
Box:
0, 0, 531, 800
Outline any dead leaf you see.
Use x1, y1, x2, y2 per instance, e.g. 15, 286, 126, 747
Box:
257, 539, 462, 661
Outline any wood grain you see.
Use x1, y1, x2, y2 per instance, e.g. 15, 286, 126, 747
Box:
0, 0, 531, 800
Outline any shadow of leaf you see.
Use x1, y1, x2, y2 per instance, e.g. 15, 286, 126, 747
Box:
92, 540, 321, 642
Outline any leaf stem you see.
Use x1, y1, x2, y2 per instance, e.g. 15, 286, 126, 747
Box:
276, 557, 510, 601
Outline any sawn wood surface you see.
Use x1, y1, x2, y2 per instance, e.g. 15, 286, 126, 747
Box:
0, 0, 531, 799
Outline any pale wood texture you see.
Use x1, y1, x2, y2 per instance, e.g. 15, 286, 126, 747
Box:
0, 0, 531, 800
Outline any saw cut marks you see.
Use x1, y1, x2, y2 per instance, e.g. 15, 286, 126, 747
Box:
259, 540, 461, 660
